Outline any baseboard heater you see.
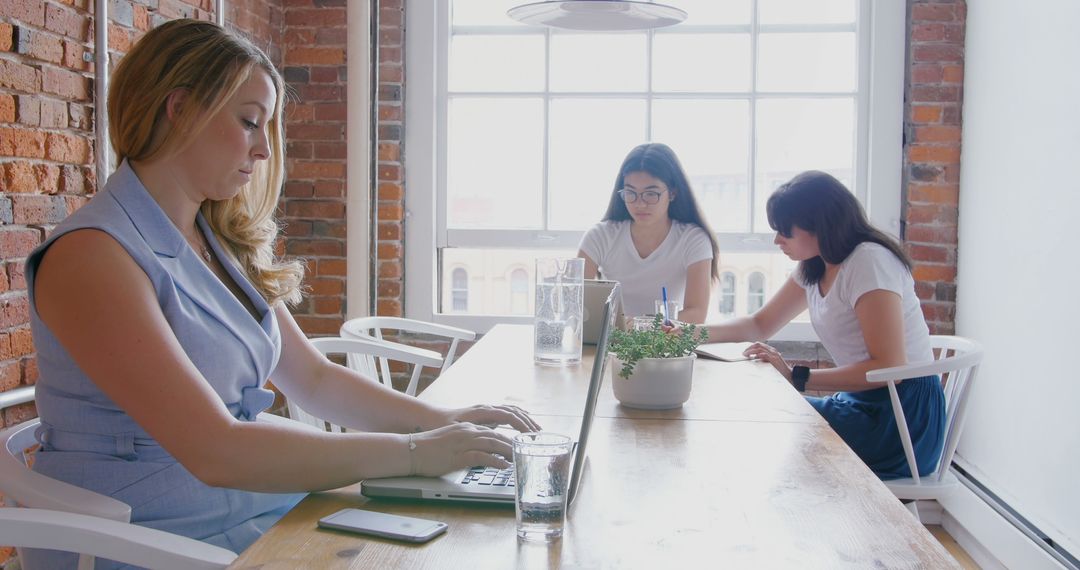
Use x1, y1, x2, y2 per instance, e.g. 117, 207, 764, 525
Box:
951, 463, 1079, 570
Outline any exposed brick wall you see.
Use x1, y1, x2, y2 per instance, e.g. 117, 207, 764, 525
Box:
903, 0, 966, 335
279, 0, 349, 336
376, 0, 403, 319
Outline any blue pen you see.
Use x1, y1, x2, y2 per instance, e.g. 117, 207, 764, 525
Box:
661, 286, 671, 326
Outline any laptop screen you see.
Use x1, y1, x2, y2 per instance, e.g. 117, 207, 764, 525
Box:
567, 283, 619, 504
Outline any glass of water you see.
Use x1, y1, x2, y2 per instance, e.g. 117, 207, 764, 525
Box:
513, 432, 573, 542
533, 258, 584, 366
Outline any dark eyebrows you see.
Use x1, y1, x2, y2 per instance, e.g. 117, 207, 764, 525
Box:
622, 183, 663, 191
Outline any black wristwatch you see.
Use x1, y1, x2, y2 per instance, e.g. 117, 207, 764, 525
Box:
791, 365, 810, 393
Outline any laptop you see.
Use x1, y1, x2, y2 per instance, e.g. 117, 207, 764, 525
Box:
361, 285, 620, 505
583, 278, 621, 345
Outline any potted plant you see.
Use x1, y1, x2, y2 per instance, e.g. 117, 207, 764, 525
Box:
607, 315, 708, 409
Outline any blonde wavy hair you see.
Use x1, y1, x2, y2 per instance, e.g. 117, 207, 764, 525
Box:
108, 18, 304, 306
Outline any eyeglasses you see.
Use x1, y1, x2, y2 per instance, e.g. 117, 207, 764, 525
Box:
617, 188, 668, 205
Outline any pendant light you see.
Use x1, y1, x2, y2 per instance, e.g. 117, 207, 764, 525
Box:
507, 1, 687, 31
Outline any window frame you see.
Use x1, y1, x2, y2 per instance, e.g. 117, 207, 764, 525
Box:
404, 0, 904, 338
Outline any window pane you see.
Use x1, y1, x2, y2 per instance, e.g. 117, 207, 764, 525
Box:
441, 248, 576, 315
677, 0, 751, 25
719, 272, 736, 316
447, 98, 545, 229
652, 99, 751, 233
550, 33, 647, 92
450, 35, 545, 92
450, 268, 469, 312
747, 271, 766, 313
705, 253, 802, 322
757, 33, 856, 93
759, 0, 856, 25
548, 99, 647, 231
652, 34, 751, 92
754, 98, 854, 232
452, 0, 526, 26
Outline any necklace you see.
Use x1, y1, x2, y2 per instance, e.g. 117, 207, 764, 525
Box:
185, 229, 213, 264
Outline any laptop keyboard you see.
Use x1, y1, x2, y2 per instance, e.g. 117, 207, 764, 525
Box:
460, 464, 515, 487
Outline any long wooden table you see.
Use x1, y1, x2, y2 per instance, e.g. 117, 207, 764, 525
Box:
231, 325, 959, 569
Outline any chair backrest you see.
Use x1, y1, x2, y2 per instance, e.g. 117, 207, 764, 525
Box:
0, 419, 131, 522
0, 507, 236, 570
340, 316, 475, 376
866, 335, 984, 484
288, 337, 444, 432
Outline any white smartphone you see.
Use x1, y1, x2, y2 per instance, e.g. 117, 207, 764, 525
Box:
317, 508, 448, 543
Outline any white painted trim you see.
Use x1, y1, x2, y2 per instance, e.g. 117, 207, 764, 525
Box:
94, 0, 110, 188
862, 0, 904, 239
346, 0, 372, 319
938, 473, 1070, 570
404, 0, 440, 322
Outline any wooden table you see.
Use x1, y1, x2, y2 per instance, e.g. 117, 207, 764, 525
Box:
231, 325, 959, 569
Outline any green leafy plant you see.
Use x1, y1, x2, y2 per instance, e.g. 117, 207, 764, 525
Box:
608, 314, 708, 379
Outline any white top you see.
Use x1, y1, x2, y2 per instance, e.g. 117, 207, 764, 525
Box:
578, 220, 714, 318
796, 242, 933, 367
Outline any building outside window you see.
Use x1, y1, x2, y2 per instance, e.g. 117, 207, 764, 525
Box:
509, 268, 530, 315
747, 271, 766, 313
718, 271, 736, 316
405, 0, 904, 338
451, 267, 469, 312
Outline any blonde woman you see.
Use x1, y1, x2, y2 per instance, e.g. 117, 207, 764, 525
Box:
25, 19, 537, 566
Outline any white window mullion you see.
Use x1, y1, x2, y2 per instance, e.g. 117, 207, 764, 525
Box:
748, 0, 761, 233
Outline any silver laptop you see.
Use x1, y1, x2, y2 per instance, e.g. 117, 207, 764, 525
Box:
361, 285, 620, 505
583, 278, 621, 345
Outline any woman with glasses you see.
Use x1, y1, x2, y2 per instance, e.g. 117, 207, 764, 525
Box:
577, 143, 720, 323
698, 170, 945, 480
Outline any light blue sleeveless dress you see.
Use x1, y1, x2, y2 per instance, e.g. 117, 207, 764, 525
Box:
24, 161, 305, 569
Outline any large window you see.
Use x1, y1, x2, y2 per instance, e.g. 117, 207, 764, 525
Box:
405, 0, 904, 335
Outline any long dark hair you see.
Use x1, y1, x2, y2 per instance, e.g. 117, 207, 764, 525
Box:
601, 143, 720, 281
766, 170, 911, 286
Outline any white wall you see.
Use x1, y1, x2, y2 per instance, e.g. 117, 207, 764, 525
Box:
955, 0, 1080, 557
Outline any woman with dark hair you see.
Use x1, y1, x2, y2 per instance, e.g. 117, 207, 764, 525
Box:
699, 170, 945, 480
577, 143, 720, 323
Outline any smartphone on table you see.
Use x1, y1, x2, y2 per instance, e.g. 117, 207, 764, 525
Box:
317, 508, 448, 543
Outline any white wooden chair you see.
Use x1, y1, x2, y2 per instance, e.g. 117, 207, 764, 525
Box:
865, 335, 984, 521
340, 316, 475, 377
286, 336, 444, 432
0, 508, 236, 570
1, 418, 237, 569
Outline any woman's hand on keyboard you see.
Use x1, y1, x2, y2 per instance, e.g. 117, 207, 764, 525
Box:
443, 404, 542, 433
410, 422, 514, 476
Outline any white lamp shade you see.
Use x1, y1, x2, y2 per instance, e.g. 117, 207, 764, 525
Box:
508, 1, 687, 31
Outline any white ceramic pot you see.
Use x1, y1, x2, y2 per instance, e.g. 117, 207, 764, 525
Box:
610, 353, 696, 409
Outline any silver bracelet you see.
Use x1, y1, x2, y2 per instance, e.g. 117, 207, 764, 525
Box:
407, 433, 417, 475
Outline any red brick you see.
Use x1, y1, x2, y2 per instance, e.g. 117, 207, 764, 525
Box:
309, 66, 339, 83
40, 98, 67, 128
907, 145, 961, 164
59, 164, 86, 193
292, 316, 343, 336
289, 161, 345, 179
378, 222, 401, 240
0, 126, 47, 158
22, 28, 64, 63
0, 296, 30, 329
1, 0, 46, 27
912, 44, 963, 64
0, 93, 14, 122
377, 164, 400, 181
158, 0, 196, 18
284, 7, 346, 27
378, 280, 401, 297
34, 163, 61, 193
378, 260, 401, 279
311, 142, 346, 161
7, 261, 26, 290
68, 102, 91, 130
908, 183, 958, 205
0, 360, 20, 391
0, 228, 42, 258
283, 181, 314, 198
914, 125, 961, 143
377, 203, 403, 221
313, 180, 343, 198
378, 182, 402, 200
0, 22, 15, 52
285, 239, 343, 256
378, 103, 401, 121
22, 355, 39, 384
11, 193, 69, 224
912, 4, 956, 22
44, 2, 88, 41
307, 277, 344, 296
910, 85, 961, 103
8, 327, 34, 358
3, 400, 37, 427
912, 64, 942, 84
911, 105, 942, 124
312, 220, 346, 238
905, 224, 957, 245
911, 23, 944, 42
379, 6, 402, 27
920, 301, 955, 323
379, 65, 402, 84
134, 4, 150, 30
283, 28, 316, 46
907, 244, 951, 264
377, 243, 401, 260
285, 200, 345, 218
314, 103, 347, 122
283, 220, 312, 238
377, 299, 402, 317
0, 268, 8, 293
289, 123, 344, 141
286, 103, 315, 122
45, 131, 91, 163
377, 143, 399, 162
912, 264, 956, 283
0, 59, 41, 92
942, 64, 963, 84
42, 66, 90, 100
908, 203, 957, 225
313, 297, 342, 314
296, 84, 343, 102
317, 258, 346, 276
107, 23, 133, 52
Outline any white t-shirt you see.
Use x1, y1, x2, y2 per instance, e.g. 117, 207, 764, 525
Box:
578, 220, 714, 318
796, 242, 933, 367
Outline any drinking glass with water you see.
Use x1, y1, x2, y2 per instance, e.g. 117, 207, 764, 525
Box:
533, 258, 584, 366
513, 432, 573, 542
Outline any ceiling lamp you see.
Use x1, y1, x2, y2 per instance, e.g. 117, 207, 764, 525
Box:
507, 1, 687, 31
